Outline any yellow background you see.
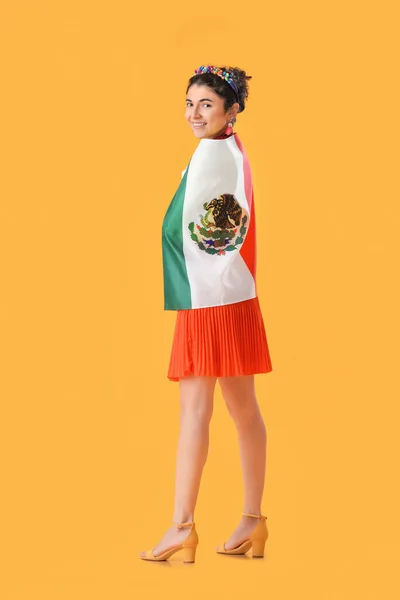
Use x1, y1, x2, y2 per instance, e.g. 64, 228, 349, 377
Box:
1, 1, 399, 598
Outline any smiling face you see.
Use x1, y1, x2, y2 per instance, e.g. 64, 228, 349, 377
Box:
185, 84, 238, 139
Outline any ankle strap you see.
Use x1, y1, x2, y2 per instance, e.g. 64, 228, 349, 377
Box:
172, 521, 194, 529
242, 512, 267, 521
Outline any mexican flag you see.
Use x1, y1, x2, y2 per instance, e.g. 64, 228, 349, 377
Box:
162, 133, 257, 310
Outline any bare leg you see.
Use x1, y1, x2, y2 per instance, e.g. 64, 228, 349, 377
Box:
218, 375, 267, 550
140, 376, 216, 557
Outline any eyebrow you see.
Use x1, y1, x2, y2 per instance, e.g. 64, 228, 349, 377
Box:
186, 98, 214, 102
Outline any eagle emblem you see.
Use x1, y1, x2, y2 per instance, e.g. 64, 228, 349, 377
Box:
188, 193, 248, 256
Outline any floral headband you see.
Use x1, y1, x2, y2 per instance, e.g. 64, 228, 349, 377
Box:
194, 65, 239, 101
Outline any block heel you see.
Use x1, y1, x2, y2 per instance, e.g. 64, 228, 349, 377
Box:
252, 538, 266, 558
182, 545, 197, 563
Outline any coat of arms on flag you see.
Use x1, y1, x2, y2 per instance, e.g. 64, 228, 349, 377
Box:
188, 193, 249, 256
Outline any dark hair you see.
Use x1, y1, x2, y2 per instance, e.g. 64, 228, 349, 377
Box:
186, 66, 252, 114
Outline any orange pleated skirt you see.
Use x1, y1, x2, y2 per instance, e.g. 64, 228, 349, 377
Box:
167, 296, 273, 381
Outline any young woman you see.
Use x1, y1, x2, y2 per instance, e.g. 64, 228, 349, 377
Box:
140, 65, 273, 563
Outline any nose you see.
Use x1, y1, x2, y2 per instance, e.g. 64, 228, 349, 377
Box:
192, 105, 202, 120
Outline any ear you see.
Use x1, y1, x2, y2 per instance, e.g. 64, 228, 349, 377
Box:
229, 102, 240, 120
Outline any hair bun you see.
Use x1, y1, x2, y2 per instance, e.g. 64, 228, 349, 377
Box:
226, 67, 252, 112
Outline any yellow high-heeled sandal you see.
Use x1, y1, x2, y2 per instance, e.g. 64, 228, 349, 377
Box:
140, 521, 199, 563
216, 512, 268, 558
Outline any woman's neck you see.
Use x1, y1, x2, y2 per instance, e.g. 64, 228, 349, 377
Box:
208, 124, 232, 139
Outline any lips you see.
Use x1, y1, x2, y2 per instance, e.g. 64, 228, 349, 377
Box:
192, 122, 206, 128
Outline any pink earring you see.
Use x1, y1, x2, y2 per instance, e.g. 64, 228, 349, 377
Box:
225, 120, 233, 135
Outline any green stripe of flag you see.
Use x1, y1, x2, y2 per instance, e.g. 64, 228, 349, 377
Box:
162, 167, 192, 310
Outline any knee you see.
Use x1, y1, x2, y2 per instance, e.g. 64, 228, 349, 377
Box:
180, 399, 213, 426
179, 377, 215, 425
226, 399, 262, 429
220, 381, 262, 428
